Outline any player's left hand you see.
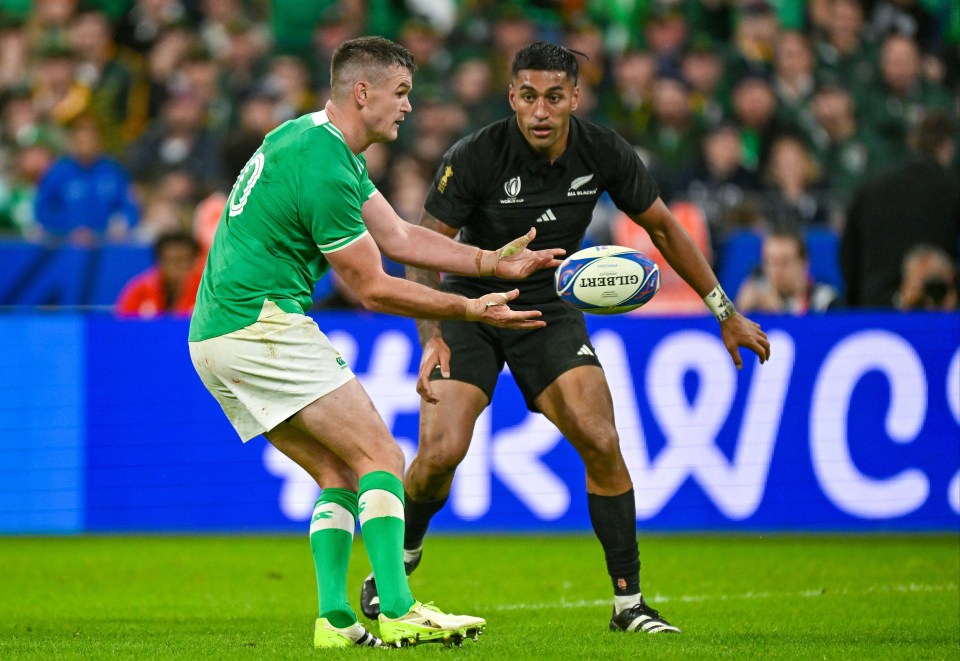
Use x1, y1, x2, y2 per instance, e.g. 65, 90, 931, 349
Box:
478, 227, 566, 279
417, 336, 451, 404
720, 312, 771, 370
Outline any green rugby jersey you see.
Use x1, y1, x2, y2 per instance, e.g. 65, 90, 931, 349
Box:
189, 110, 376, 341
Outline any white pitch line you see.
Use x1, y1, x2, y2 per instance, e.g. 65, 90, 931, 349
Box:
487, 583, 959, 612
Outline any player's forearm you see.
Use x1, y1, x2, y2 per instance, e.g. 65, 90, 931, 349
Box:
359, 275, 472, 321
648, 221, 718, 297
405, 263, 444, 346
383, 222, 486, 275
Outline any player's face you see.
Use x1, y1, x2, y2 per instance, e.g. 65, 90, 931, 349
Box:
509, 69, 579, 161
363, 65, 413, 143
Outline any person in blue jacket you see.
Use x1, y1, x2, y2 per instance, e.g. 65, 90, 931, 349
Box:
35, 115, 139, 245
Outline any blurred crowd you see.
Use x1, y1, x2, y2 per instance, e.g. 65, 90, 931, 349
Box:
0, 0, 957, 312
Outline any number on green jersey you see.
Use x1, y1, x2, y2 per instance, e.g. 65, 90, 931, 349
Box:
228, 151, 265, 217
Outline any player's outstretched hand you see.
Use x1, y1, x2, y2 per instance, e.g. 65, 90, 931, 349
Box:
465, 289, 545, 329
416, 336, 451, 404
720, 312, 771, 370
478, 227, 566, 279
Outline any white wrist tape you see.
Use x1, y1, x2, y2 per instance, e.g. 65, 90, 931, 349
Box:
704, 285, 736, 322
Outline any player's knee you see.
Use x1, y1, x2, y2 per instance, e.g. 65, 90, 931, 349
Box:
577, 428, 622, 465
420, 445, 466, 475
365, 438, 405, 474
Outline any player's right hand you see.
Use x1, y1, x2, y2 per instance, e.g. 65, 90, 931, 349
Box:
465, 289, 546, 329
417, 336, 451, 404
720, 312, 771, 370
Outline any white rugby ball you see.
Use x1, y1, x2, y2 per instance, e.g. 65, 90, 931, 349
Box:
554, 245, 660, 314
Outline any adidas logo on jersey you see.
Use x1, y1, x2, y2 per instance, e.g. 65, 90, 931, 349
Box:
577, 344, 594, 356
536, 209, 557, 223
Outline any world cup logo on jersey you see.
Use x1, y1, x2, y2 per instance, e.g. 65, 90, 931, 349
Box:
504, 176, 521, 198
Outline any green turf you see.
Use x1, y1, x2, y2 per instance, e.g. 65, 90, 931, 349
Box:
0, 534, 956, 659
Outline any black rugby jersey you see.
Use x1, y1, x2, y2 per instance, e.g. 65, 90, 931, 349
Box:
424, 115, 660, 305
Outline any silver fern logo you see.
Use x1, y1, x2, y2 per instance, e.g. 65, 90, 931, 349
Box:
567, 173, 598, 197
504, 176, 521, 198
569, 174, 594, 190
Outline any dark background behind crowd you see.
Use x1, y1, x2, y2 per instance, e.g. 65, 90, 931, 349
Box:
0, 0, 957, 313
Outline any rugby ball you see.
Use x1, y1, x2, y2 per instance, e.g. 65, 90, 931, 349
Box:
554, 245, 660, 314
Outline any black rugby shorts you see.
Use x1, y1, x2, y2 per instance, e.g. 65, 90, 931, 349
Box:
431, 299, 602, 412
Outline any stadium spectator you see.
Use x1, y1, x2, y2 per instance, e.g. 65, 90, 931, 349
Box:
124, 87, 222, 192
0, 135, 53, 239
114, 0, 192, 56
187, 36, 559, 649
30, 40, 91, 128
21, 0, 77, 53
841, 110, 959, 307
0, 15, 30, 91
735, 228, 841, 314
600, 49, 655, 146
641, 2, 689, 75
757, 133, 832, 229
115, 230, 202, 317
860, 32, 953, 161
676, 120, 758, 240
807, 83, 885, 210
261, 54, 316, 122
179, 46, 232, 133
729, 71, 791, 172
360, 41, 770, 637
448, 54, 503, 134
865, 0, 941, 52
219, 85, 283, 180
894, 243, 958, 311
772, 31, 817, 131
813, 0, 878, 93
142, 27, 196, 118
216, 17, 271, 108
34, 115, 139, 244
726, 0, 780, 81
196, 0, 256, 61
681, 37, 726, 127
637, 72, 704, 200
68, 9, 149, 154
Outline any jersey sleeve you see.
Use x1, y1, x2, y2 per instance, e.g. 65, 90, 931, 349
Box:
602, 131, 661, 216
300, 137, 370, 253
423, 139, 481, 229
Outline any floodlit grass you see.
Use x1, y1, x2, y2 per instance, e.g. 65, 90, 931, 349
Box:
0, 534, 956, 659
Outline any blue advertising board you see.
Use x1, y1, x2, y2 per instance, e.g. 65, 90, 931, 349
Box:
1, 311, 957, 533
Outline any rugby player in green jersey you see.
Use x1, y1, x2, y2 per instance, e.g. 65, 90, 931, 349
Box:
188, 36, 565, 649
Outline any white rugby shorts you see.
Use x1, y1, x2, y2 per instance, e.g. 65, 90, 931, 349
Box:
188, 300, 355, 441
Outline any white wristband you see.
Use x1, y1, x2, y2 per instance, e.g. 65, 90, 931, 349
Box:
704, 285, 736, 322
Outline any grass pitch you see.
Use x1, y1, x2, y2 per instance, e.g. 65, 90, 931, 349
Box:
0, 534, 956, 659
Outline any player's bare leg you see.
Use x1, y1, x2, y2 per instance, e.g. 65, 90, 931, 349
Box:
406, 380, 489, 500
361, 379, 488, 619
536, 366, 680, 634
270, 379, 485, 646
265, 420, 384, 648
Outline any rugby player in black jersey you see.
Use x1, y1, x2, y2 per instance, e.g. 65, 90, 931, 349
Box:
360, 42, 771, 634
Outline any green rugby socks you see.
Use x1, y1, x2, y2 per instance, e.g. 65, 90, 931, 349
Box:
309, 488, 359, 628
359, 471, 416, 618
